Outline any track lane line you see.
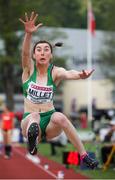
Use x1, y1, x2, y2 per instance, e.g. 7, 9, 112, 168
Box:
13, 147, 57, 179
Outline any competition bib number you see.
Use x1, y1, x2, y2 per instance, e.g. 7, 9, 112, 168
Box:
27, 82, 53, 104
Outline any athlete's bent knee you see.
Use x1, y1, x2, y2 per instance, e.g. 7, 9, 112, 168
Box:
51, 112, 69, 128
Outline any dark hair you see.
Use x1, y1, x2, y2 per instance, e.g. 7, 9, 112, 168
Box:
33, 40, 53, 53
33, 40, 63, 54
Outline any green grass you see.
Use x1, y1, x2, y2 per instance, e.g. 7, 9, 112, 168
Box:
37, 142, 115, 179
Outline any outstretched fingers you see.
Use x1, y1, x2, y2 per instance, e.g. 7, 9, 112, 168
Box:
36, 23, 43, 29
88, 69, 95, 76
30, 11, 35, 21
19, 11, 36, 23
19, 12, 29, 24
80, 69, 95, 79
91, 69, 95, 73
25, 12, 29, 21
82, 69, 95, 75
82, 70, 85, 74
19, 11, 43, 32
33, 13, 38, 22
19, 18, 25, 24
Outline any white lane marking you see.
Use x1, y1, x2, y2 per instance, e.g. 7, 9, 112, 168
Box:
13, 147, 57, 179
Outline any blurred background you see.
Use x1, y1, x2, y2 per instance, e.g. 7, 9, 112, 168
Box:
0, 0, 115, 179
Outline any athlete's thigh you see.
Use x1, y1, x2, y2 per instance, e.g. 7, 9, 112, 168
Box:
45, 112, 63, 140
21, 112, 40, 137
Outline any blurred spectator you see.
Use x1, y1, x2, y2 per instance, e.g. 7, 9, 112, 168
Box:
48, 132, 68, 156
100, 120, 115, 165
92, 98, 97, 111
71, 98, 77, 113
15, 111, 24, 143
80, 112, 87, 129
0, 104, 15, 159
107, 110, 114, 120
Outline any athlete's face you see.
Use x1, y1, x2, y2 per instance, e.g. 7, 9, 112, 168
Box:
33, 43, 52, 65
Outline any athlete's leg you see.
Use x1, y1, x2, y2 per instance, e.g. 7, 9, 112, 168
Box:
46, 112, 98, 169
21, 113, 41, 155
21, 113, 41, 138
46, 112, 86, 155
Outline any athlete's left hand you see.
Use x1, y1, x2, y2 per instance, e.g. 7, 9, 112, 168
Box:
79, 69, 95, 79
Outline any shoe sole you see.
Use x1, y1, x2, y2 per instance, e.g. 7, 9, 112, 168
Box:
84, 161, 99, 169
28, 122, 39, 155
92, 161, 99, 169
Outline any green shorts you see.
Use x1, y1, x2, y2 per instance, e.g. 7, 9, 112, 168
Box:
22, 109, 56, 137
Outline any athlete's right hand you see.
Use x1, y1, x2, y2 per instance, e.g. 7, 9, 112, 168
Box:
19, 11, 43, 33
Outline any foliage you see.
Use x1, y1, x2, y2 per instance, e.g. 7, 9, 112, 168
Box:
93, 0, 115, 31
100, 33, 115, 83
92, 0, 115, 83
22, 0, 82, 28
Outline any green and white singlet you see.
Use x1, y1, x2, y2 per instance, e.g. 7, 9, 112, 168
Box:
22, 63, 57, 104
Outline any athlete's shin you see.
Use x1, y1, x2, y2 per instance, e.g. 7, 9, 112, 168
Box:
27, 122, 39, 155
63, 121, 86, 156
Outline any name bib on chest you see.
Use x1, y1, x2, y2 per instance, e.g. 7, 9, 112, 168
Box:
27, 82, 54, 104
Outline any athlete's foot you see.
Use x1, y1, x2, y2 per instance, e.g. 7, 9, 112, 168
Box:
82, 155, 99, 169
27, 122, 39, 155
26, 153, 41, 164
4, 154, 11, 159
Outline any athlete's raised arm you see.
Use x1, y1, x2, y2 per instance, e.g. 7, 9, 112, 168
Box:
19, 11, 42, 73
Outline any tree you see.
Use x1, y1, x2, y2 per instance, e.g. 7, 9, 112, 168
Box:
0, 0, 24, 109
100, 33, 115, 83
98, 0, 115, 83
93, 0, 115, 31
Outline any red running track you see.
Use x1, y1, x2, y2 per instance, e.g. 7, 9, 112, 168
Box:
0, 145, 90, 179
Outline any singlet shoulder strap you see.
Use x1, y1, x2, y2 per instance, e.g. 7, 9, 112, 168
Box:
47, 64, 57, 90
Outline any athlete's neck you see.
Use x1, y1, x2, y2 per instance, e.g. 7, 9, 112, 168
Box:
36, 63, 49, 76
